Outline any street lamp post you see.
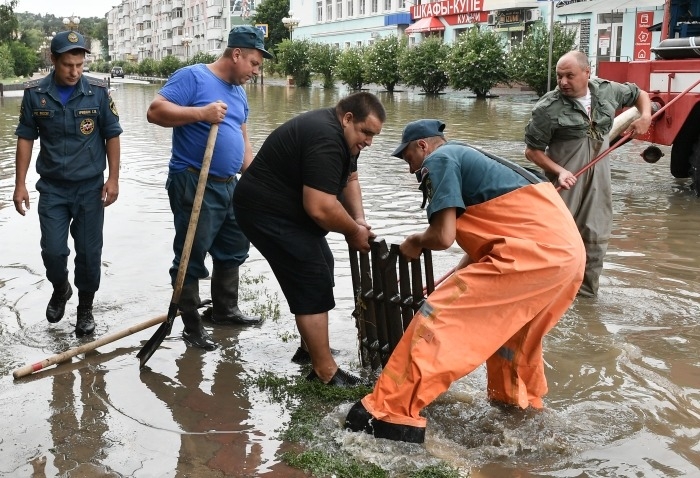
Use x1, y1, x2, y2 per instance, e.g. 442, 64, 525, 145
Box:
63, 16, 81, 31
182, 36, 193, 62
281, 11, 300, 41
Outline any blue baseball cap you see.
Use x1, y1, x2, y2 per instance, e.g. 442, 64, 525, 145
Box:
227, 25, 273, 59
51, 31, 90, 55
392, 119, 446, 158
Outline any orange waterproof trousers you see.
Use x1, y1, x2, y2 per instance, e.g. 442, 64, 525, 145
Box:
362, 183, 585, 428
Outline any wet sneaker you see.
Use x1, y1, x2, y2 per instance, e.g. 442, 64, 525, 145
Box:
291, 346, 340, 364
306, 368, 370, 387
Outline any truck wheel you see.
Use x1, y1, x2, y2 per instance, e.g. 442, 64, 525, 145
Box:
690, 136, 700, 196
671, 107, 700, 178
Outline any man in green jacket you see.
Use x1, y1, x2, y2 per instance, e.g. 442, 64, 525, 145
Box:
524, 50, 652, 297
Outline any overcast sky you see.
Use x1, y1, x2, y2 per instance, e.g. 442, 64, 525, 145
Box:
15, 0, 114, 19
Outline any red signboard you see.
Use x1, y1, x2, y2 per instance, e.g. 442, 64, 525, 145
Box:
633, 11, 654, 60
411, 0, 484, 19
442, 12, 489, 25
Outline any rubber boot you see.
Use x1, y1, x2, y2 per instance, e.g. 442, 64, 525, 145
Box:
208, 267, 261, 325
180, 282, 217, 351
46, 280, 73, 323
75, 291, 96, 337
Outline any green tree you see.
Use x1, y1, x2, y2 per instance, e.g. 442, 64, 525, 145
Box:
399, 36, 450, 95
249, 0, 289, 51
507, 21, 578, 97
335, 46, 366, 91
0, 44, 15, 78
9, 41, 38, 76
275, 39, 312, 87
187, 51, 218, 66
365, 35, 406, 93
0, 0, 18, 43
309, 42, 340, 89
159, 55, 183, 77
138, 58, 159, 76
447, 26, 508, 98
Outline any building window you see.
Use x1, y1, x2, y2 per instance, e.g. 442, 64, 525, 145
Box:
359, 0, 365, 14
317, 0, 323, 20
384, 0, 391, 11
371, 0, 378, 13
347, 0, 353, 16
326, 0, 332, 20
337, 0, 343, 18
356, 40, 363, 47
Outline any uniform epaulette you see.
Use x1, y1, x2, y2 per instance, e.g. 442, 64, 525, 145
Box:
24, 79, 40, 89
87, 77, 108, 88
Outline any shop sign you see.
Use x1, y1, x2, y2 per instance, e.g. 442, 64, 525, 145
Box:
633, 11, 654, 60
412, 0, 483, 19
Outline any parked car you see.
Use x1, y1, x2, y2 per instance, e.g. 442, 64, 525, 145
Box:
83, 65, 90, 72
111, 66, 124, 78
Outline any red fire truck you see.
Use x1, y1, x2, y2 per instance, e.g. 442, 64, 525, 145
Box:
597, 0, 700, 192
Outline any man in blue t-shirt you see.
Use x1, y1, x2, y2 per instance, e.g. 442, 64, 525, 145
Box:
147, 25, 273, 350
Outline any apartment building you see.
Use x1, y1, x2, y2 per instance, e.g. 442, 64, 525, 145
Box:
108, 0, 254, 62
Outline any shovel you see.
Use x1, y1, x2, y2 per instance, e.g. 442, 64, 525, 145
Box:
136, 123, 219, 369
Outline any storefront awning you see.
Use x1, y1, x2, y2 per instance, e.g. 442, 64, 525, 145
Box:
556, 0, 663, 16
405, 17, 445, 34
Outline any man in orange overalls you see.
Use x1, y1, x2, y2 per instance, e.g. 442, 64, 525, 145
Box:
344, 119, 585, 443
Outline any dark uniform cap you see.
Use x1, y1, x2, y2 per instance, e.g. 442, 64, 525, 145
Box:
51, 31, 91, 54
227, 25, 273, 59
392, 119, 446, 158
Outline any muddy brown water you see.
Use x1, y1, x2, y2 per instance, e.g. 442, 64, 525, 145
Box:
1, 80, 699, 477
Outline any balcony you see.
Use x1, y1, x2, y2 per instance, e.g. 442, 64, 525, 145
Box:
207, 5, 224, 18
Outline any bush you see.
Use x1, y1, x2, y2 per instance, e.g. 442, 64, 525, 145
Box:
187, 51, 218, 65
138, 58, 159, 76
508, 21, 578, 97
335, 46, 366, 91
365, 35, 406, 93
275, 39, 312, 87
159, 55, 183, 77
309, 42, 340, 89
447, 26, 508, 97
0, 44, 15, 79
399, 36, 450, 95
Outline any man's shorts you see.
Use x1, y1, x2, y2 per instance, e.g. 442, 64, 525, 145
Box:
235, 207, 335, 315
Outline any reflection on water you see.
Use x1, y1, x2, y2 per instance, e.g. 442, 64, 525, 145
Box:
0, 81, 699, 477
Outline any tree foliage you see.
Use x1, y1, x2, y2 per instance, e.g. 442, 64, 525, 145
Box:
249, 0, 289, 53
399, 36, 450, 95
365, 35, 406, 93
9, 41, 38, 76
0, 0, 18, 44
138, 58, 159, 76
187, 51, 218, 66
447, 26, 508, 97
309, 42, 340, 89
275, 39, 312, 87
0, 44, 16, 78
159, 55, 183, 77
335, 46, 366, 91
508, 21, 578, 97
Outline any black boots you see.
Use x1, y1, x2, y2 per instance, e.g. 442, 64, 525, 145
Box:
75, 291, 96, 337
76, 306, 95, 337
179, 282, 217, 351
344, 401, 426, 443
207, 267, 261, 325
46, 280, 72, 323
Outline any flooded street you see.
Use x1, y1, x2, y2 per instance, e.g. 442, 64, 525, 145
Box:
0, 79, 699, 477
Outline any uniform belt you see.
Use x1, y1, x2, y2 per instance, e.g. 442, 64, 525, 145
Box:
186, 166, 236, 183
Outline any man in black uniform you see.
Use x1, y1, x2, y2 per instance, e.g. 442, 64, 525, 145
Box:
13, 30, 122, 336
233, 92, 385, 386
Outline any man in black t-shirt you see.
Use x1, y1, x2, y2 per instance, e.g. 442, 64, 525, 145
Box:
234, 92, 386, 387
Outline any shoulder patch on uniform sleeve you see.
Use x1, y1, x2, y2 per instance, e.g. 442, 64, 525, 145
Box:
24, 79, 40, 89
87, 77, 108, 88
109, 97, 119, 117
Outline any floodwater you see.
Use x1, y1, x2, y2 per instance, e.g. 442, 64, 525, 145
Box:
0, 78, 699, 477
